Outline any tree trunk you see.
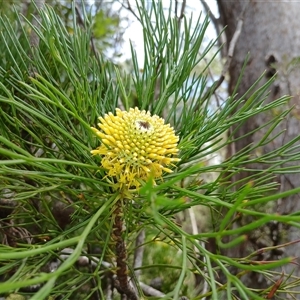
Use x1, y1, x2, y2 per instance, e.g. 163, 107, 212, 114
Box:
217, 0, 300, 294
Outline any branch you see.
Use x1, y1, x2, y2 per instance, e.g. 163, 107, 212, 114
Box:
175, 0, 186, 21
197, 12, 244, 106
188, 207, 208, 298
119, 0, 141, 22
133, 229, 145, 279
52, 248, 111, 271
199, 0, 227, 58
31, 247, 185, 298
227, 18, 243, 62
54, 248, 165, 298
199, 0, 219, 35
139, 282, 165, 297
113, 201, 138, 300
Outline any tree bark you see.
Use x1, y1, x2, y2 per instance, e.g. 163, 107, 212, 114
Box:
217, 0, 300, 294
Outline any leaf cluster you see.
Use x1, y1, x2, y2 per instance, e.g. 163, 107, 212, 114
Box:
0, 1, 299, 299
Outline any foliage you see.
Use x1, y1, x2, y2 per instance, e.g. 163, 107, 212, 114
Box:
0, 1, 300, 300
0, 0, 124, 60
92, 8, 122, 54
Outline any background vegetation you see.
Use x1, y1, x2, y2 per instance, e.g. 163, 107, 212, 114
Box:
0, 1, 300, 299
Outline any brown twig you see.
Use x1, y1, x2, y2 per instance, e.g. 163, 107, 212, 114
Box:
196, 10, 244, 108
179, 0, 186, 20
113, 200, 138, 300
175, 0, 186, 21
265, 272, 284, 299
200, 0, 226, 57
119, 0, 141, 22
199, 0, 218, 32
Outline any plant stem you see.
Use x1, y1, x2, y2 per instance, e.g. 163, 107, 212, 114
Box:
113, 199, 138, 300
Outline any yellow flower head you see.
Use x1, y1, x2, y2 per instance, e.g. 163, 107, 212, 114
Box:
91, 107, 180, 190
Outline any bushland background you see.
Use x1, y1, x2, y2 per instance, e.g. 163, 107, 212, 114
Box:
1, 1, 300, 299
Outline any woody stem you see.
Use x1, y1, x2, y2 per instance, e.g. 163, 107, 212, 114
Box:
113, 199, 138, 300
